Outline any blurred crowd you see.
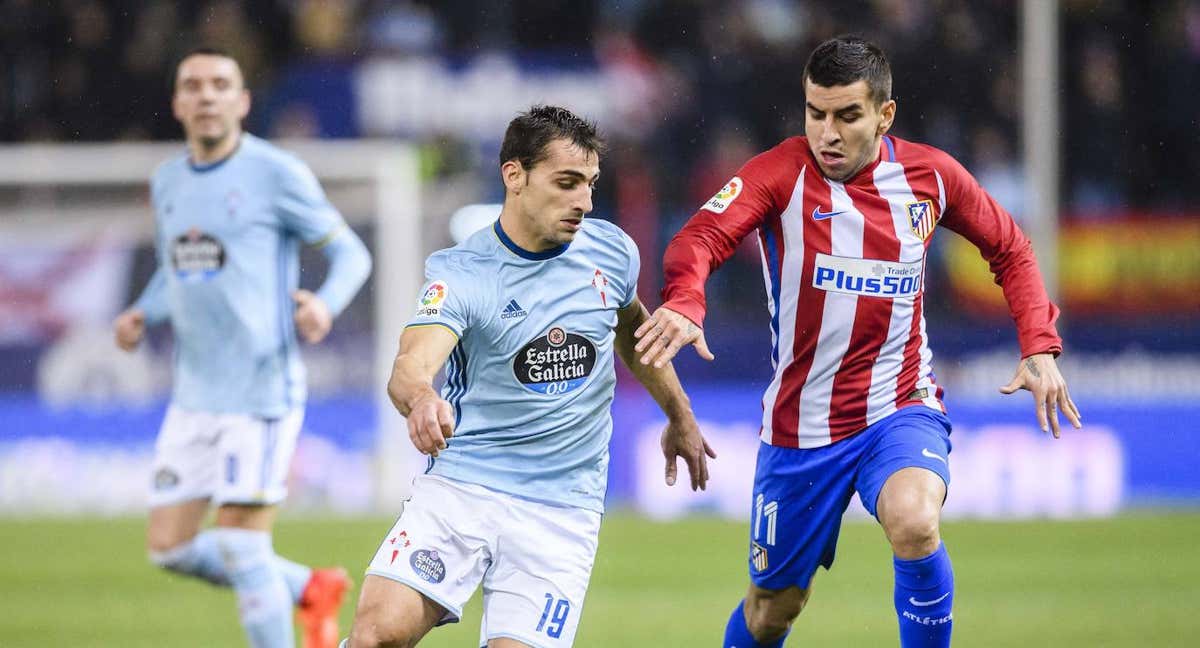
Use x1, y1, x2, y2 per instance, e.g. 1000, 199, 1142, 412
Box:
3, 0, 1198, 212
1, 1, 1197, 369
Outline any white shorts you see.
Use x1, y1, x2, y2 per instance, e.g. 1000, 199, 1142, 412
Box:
147, 404, 303, 508
366, 475, 602, 648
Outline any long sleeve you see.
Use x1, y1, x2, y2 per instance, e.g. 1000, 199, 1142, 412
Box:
935, 152, 1062, 356
661, 148, 787, 326
313, 226, 372, 317
133, 265, 169, 324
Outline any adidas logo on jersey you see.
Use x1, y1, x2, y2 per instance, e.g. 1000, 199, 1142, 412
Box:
500, 299, 528, 320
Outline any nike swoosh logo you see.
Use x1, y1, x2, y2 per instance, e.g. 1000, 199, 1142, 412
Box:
811, 206, 844, 220
909, 592, 950, 607
921, 448, 947, 464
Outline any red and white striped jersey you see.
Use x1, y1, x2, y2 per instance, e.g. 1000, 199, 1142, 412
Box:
662, 135, 1062, 448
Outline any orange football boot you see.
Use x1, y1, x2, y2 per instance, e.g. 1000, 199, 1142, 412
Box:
298, 567, 352, 648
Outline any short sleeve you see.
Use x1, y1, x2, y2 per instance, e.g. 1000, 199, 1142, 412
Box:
405, 251, 476, 338
275, 155, 344, 245
620, 231, 641, 308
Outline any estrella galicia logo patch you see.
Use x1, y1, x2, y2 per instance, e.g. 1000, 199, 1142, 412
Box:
513, 326, 596, 395
410, 549, 446, 583
171, 228, 225, 281
153, 468, 180, 491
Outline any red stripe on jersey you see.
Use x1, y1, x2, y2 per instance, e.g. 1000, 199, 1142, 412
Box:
894, 161, 942, 407
827, 180, 902, 442
772, 174, 833, 447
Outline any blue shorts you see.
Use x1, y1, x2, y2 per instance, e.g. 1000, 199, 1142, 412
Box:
747, 406, 952, 590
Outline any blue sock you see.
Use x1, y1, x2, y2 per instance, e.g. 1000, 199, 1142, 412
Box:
150, 531, 312, 603
150, 530, 230, 586
213, 528, 295, 648
894, 542, 954, 648
723, 599, 787, 648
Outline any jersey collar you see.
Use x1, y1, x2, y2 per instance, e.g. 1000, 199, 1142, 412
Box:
187, 135, 243, 173
493, 220, 571, 260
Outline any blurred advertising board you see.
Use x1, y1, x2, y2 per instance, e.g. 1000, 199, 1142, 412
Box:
2, 385, 1196, 517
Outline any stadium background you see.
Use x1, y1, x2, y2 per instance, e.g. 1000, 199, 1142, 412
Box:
1, 1, 1198, 646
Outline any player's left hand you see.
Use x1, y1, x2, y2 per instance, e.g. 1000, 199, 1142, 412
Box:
999, 352, 1082, 438
293, 290, 332, 344
661, 416, 717, 491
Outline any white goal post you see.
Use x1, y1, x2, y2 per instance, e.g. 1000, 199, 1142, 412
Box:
0, 140, 423, 513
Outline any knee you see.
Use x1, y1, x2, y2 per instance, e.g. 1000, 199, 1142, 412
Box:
349, 610, 415, 648
745, 587, 809, 640
883, 508, 941, 558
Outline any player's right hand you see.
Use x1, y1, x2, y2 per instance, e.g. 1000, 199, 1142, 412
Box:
113, 308, 146, 351
634, 307, 714, 368
406, 393, 455, 457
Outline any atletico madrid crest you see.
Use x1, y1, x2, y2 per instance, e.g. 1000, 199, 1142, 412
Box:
907, 199, 937, 241
751, 542, 768, 572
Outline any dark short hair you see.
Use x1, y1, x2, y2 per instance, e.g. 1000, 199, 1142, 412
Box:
499, 105, 605, 170
172, 46, 242, 91
803, 36, 892, 106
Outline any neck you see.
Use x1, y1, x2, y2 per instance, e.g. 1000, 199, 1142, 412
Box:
498, 206, 555, 252
190, 131, 242, 165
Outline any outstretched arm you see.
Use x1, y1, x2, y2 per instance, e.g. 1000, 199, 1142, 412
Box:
615, 297, 716, 490
387, 324, 458, 457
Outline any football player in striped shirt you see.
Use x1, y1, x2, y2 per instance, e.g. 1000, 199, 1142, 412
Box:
635, 36, 1082, 648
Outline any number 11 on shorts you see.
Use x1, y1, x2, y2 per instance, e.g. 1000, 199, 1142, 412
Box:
536, 593, 571, 639
754, 493, 778, 546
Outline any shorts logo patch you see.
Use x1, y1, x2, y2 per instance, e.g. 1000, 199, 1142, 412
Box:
751, 542, 769, 572
414, 280, 448, 317
153, 468, 180, 491
703, 176, 743, 214
410, 549, 446, 583
171, 229, 225, 282
513, 327, 596, 395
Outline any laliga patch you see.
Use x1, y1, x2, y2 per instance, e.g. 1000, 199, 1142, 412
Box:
171, 228, 225, 282
414, 280, 448, 317
153, 468, 180, 491
906, 199, 937, 240
703, 176, 743, 214
410, 549, 446, 583
513, 326, 596, 395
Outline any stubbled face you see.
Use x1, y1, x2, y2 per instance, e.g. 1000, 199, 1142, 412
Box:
504, 138, 600, 250
172, 54, 250, 151
804, 79, 895, 181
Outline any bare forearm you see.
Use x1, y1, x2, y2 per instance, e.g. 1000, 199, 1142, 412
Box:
386, 353, 440, 416
616, 315, 692, 421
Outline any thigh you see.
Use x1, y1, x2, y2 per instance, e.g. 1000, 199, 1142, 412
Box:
351, 574, 446, 645
147, 498, 210, 552
748, 440, 862, 590
854, 406, 952, 519
480, 497, 601, 648
147, 405, 220, 508
364, 475, 493, 625
212, 408, 302, 506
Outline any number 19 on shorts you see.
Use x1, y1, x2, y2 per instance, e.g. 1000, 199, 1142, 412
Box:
536, 593, 571, 639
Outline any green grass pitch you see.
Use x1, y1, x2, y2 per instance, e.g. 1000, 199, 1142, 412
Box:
2, 512, 1198, 646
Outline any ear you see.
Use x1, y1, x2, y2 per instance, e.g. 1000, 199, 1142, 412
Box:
877, 99, 897, 136
237, 89, 251, 121
501, 160, 525, 195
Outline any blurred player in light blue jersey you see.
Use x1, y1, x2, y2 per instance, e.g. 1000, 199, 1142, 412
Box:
344, 106, 716, 648
113, 47, 372, 648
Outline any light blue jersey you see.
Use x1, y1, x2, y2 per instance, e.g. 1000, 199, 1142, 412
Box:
408, 218, 640, 512
135, 134, 371, 417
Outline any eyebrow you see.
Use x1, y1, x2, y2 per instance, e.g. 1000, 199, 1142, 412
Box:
554, 170, 600, 182
806, 101, 864, 115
